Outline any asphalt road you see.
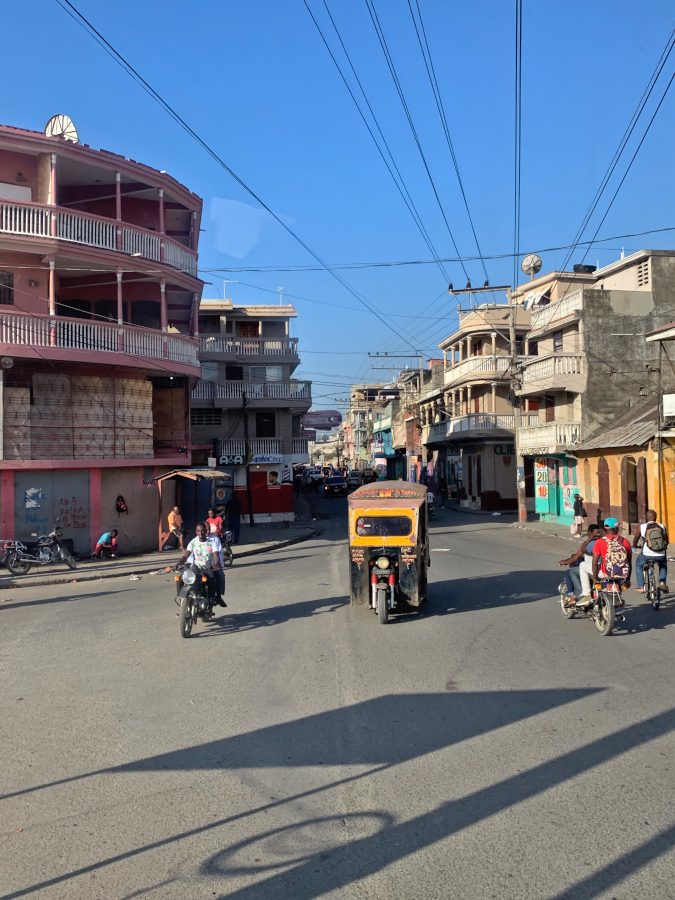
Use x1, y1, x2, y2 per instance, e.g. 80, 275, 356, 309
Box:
1, 498, 674, 899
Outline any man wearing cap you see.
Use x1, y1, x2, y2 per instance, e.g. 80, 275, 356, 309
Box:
572, 493, 586, 536
589, 517, 632, 607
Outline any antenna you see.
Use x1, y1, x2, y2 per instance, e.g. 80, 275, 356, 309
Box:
520, 253, 543, 280
44, 114, 79, 143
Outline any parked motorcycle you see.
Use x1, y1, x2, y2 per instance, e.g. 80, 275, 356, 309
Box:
4, 526, 78, 576
559, 578, 626, 636
222, 529, 234, 568
174, 563, 216, 638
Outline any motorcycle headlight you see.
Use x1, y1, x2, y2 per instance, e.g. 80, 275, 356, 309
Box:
376, 556, 390, 570
182, 569, 197, 585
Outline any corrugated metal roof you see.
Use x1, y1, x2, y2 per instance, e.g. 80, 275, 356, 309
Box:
154, 468, 232, 483
573, 402, 658, 452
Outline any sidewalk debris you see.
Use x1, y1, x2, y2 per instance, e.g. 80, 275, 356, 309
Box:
129, 574, 142, 581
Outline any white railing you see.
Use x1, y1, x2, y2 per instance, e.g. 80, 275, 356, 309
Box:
447, 413, 515, 433
58, 210, 116, 250
521, 353, 584, 385
293, 438, 309, 455
218, 438, 282, 457
0, 199, 198, 276
444, 354, 524, 386
0, 310, 198, 367
529, 290, 583, 332
193, 379, 311, 401
517, 421, 583, 453
199, 336, 299, 356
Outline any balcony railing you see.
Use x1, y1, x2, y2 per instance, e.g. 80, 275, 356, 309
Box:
0, 309, 198, 367
444, 354, 524, 386
199, 336, 299, 356
193, 379, 311, 401
517, 421, 583, 454
0, 199, 198, 277
219, 438, 282, 457
520, 353, 584, 386
447, 413, 515, 433
529, 291, 583, 332
292, 438, 309, 455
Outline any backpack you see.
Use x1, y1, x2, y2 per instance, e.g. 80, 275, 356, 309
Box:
644, 523, 666, 553
602, 536, 630, 581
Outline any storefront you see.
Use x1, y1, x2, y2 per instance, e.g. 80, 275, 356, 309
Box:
533, 454, 577, 525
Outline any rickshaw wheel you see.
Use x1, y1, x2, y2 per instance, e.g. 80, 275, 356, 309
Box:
377, 587, 388, 624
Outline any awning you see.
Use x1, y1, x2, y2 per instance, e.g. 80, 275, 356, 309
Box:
154, 468, 232, 483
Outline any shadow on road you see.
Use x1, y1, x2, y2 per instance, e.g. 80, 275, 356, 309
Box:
0, 587, 134, 612
194, 594, 349, 637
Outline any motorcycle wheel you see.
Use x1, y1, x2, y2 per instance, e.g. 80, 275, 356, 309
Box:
559, 581, 576, 619
179, 596, 193, 638
593, 592, 615, 636
6, 553, 31, 576
223, 544, 234, 568
377, 586, 388, 625
61, 549, 78, 570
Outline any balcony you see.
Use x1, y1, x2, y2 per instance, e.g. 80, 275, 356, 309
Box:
219, 438, 282, 457
199, 336, 299, 359
0, 309, 199, 374
193, 379, 311, 406
0, 199, 197, 277
444, 355, 527, 387
528, 290, 583, 334
292, 438, 309, 455
517, 421, 583, 456
518, 353, 586, 395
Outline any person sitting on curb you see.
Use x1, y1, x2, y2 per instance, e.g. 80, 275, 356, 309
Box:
93, 529, 118, 559
633, 508, 669, 594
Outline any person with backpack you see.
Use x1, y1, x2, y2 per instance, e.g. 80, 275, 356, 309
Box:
633, 509, 668, 594
590, 517, 632, 606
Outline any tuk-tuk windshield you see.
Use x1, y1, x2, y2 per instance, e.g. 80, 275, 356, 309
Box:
355, 515, 413, 537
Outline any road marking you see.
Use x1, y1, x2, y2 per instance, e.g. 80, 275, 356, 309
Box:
431, 548, 451, 552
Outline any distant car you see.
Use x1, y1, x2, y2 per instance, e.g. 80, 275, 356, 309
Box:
347, 471, 363, 489
323, 475, 348, 497
361, 468, 377, 484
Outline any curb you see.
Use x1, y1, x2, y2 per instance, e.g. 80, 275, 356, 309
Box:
511, 523, 585, 544
0, 527, 319, 591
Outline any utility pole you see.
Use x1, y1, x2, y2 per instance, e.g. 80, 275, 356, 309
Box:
242, 392, 255, 526
508, 294, 527, 524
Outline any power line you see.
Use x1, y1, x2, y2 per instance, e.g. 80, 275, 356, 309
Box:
55, 0, 419, 354
512, 0, 523, 292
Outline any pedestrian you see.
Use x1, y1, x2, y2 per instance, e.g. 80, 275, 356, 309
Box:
93, 529, 118, 559
437, 474, 448, 509
206, 507, 223, 537
226, 491, 242, 544
167, 505, 185, 551
633, 508, 669, 594
572, 493, 587, 536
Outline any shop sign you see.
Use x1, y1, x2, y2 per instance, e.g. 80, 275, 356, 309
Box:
494, 444, 515, 455
251, 454, 283, 465
520, 446, 551, 457
219, 454, 244, 466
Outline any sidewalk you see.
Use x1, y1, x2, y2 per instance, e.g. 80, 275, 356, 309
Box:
0, 521, 317, 591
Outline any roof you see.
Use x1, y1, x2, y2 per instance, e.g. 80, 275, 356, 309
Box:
199, 301, 298, 318
572, 402, 658, 452
349, 480, 428, 503
646, 322, 675, 342
154, 468, 233, 483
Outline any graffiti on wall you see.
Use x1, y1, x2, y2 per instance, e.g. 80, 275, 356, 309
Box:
56, 495, 88, 530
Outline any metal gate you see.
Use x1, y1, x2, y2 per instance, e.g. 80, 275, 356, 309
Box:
14, 470, 90, 554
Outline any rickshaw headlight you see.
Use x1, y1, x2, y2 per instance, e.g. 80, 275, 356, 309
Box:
376, 556, 390, 570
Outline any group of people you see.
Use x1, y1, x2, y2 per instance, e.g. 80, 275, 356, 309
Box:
166, 494, 242, 551
560, 509, 669, 606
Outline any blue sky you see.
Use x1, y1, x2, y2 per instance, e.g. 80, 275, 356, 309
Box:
3, 1, 674, 409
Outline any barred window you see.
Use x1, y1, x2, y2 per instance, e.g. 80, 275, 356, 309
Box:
0, 272, 13, 305
191, 409, 223, 426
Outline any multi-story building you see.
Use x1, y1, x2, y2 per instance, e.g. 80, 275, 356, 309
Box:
513, 250, 675, 526
0, 120, 202, 552
190, 301, 311, 521
420, 304, 532, 509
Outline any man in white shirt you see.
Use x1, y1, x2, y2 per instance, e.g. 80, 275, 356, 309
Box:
633, 509, 668, 593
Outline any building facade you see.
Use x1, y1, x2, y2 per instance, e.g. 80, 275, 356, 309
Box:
0, 121, 202, 553
190, 301, 311, 521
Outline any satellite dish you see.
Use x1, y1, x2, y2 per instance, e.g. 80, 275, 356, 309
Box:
0, 356, 14, 370
44, 114, 79, 144
521, 253, 543, 278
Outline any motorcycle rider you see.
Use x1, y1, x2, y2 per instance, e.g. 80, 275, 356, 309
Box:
176, 522, 225, 615
590, 517, 632, 606
632, 508, 668, 594
558, 523, 602, 604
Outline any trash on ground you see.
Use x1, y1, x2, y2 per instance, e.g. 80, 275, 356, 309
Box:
130, 574, 141, 581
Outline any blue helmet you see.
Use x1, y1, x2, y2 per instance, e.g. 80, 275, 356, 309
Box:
604, 516, 619, 529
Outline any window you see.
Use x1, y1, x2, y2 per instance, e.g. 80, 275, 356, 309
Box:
472, 341, 483, 357
0, 272, 14, 305
528, 340, 538, 356
200, 362, 220, 382
225, 365, 243, 380
564, 457, 577, 485
544, 395, 555, 422
553, 331, 563, 352
256, 411, 276, 437
250, 365, 283, 382
191, 409, 223, 426
57, 298, 91, 319
198, 316, 220, 334
355, 515, 412, 537
637, 260, 650, 287
239, 322, 259, 338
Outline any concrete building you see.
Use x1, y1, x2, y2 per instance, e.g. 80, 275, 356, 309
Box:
420, 304, 532, 509
514, 250, 675, 526
190, 301, 311, 521
0, 120, 202, 553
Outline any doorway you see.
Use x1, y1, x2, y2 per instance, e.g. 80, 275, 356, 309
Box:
597, 458, 610, 523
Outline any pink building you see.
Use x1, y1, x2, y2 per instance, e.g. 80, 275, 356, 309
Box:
0, 119, 203, 553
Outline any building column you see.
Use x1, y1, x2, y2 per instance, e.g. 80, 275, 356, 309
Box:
191, 211, 198, 250
191, 292, 200, 337
49, 153, 57, 236
158, 188, 165, 234
160, 280, 168, 332
115, 173, 123, 249
89, 468, 102, 555
491, 331, 497, 355
467, 385, 473, 415
524, 337, 529, 356
48, 259, 56, 316
116, 271, 123, 325
443, 349, 447, 369
458, 342, 464, 363
466, 336, 472, 358
491, 382, 497, 414
0, 470, 14, 538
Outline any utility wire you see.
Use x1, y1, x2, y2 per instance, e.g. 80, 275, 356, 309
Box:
54, 0, 419, 353
512, 0, 523, 293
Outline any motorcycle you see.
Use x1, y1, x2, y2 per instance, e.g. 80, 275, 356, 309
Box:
174, 563, 216, 638
427, 491, 436, 520
4, 526, 78, 576
222, 529, 234, 568
559, 578, 626, 636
